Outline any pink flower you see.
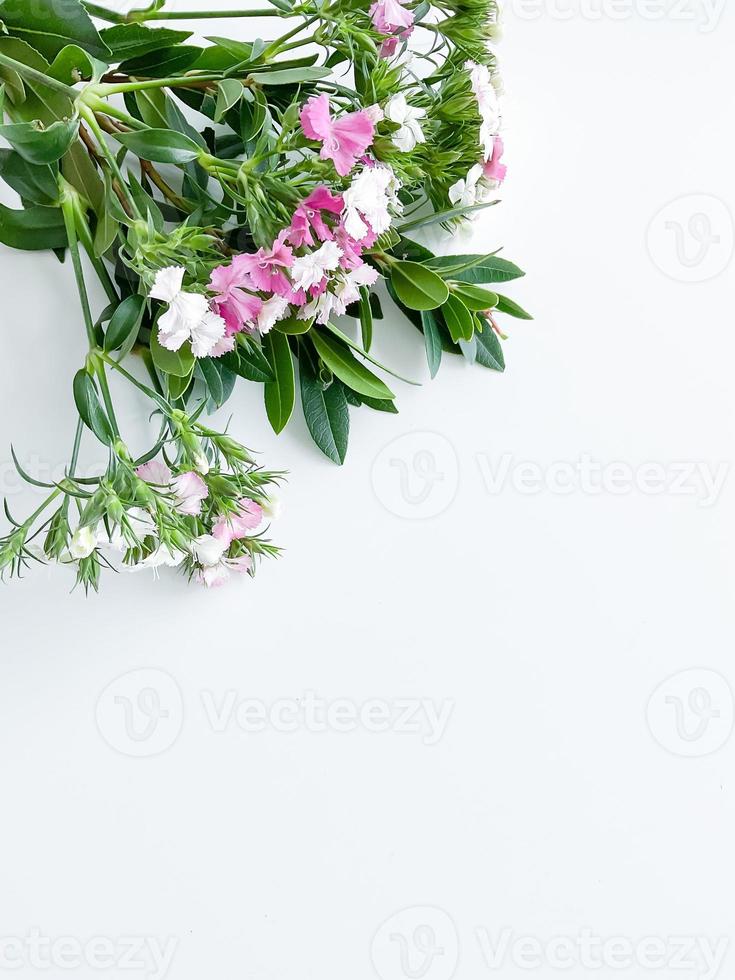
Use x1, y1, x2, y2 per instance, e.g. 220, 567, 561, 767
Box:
483, 136, 507, 184
209, 263, 263, 336
212, 498, 264, 546
300, 94, 374, 178
287, 186, 344, 248
171, 471, 208, 516
370, 0, 413, 33
136, 459, 172, 485
235, 230, 294, 296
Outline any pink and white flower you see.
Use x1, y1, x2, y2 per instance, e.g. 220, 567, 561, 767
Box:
300, 94, 374, 177
290, 240, 343, 292
287, 186, 344, 248
466, 60, 501, 160
212, 499, 264, 545
209, 262, 263, 335
171, 471, 208, 516
235, 230, 294, 295
150, 266, 225, 359
370, 0, 414, 34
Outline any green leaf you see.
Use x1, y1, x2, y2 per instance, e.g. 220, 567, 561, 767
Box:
119, 44, 202, 78
391, 260, 449, 311
274, 315, 311, 335
198, 356, 226, 406
421, 309, 442, 378
475, 322, 505, 372
73, 370, 113, 445
441, 294, 474, 343
104, 294, 145, 354
398, 200, 495, 232
0, 115, 79, 165
451, 283, 499, 311
0, 202, 66, 250
358, 286, 373, 351
495, 294, 533, 320
100, 23, 193, 60
0, 0, 110, 60
0, 150, 58, 204
215, 78, 243, 122
263, 331, 295, 434
299, 356, 349, 465
150, 326, 195, 377
442, 256, 525, 285
47, 44, 107, 85
114, 128, 201, 164
221, 338, 274, 383
311, 329, 395, 401
248, 66, 330, 85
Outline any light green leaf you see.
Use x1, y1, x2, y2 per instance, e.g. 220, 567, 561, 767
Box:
248, 66, 330, 85
451, 283, 499, 311
215, 78, 243, 122
0, 115, 79, 165
150, 326, 195, 378
311, 329, 395, 401
100, 23, 193, 60
442, 294, 474, 343
391, 260, 449, 311
114, 128, 202, 164
421, 309, 442, 378
495, 294, 533, 320
104, 294, 145, 354
475, 321, 506, 372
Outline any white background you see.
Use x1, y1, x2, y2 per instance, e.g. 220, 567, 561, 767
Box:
1, 2, 734, 979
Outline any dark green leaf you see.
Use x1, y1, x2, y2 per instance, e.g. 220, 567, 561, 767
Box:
221, 339, 274, 383
100, 23, 193, 60
441, 256, 525, 285
311, 329, 395, 401
114, 128, 201, 164
0, 150, 58, 204
198, 356, 225, 406
248, 66, 330, 85
391, 260, 449, 311
120, 44, 203, 77
0, 202, 66, 250
475, 322, 506, 371
358, 286, 373, 351
263, 331, 295, 434
0, 0, 110, 59
299, 356, 349, 465
104, 294, 145, 353
73, 370, 113, 445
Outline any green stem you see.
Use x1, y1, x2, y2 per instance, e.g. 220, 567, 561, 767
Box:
95, 364, 121, 439
84, 3, 282, 21
79, 105, 143, 219
95, 74, 224, 97
68, 419, 85, 479
263, 12, 320, 57
60, 193, 97, 349
0, 51, 77, 97
25, 489, 63, 528
72, 199, 119, 304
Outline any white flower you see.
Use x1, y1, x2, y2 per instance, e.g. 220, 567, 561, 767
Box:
69, 526, 97, 560
448, 163, 496, 211
192, 533, 228, 568
342, 165, 400, 241
258, 294, 290, 335
149, 266, 224, 359
262, 495, 283, 520
290, 241, 343, 292
335, 263, 380, 310
466, 60, 501, 160
385, 93, 426, 152
130, 545, 186, 573
190, 310, 226, 359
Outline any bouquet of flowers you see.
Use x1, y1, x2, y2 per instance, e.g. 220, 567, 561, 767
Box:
0, 0, 529, 590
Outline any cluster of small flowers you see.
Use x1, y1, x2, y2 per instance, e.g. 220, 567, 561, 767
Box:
449, 61, 507, 209
67, 460, 275, 588
149, 92, 416, 359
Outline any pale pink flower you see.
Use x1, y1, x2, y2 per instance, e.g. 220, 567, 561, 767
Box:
235, 230, 294, 295
209, 335, 236, 357
199, 554, 252, 588
287, 186, 344, 248
370, 0, 414, 34
136, 459, 172, 485
483, 136, 507, 184
212, 498, 264, 546
192, 533, 229, 568
209, 262, 263, 335
171, 471, 208, 516
300, 94, 374, 177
